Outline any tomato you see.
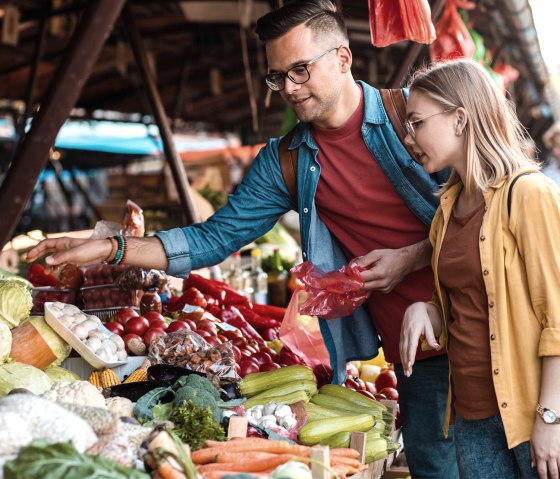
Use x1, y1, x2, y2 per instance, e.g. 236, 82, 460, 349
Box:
143, 327, 166, 347
378, 387, 399, 400
374, 369, 397, 391
114, 307, 139, 326
365, 381, 377, 396
196, 329, 213, 339
144, 311, 165, 324
167, 320, 191, 333
251, 351, 272, 365
278, 350, 304, 366
124, 316, 150, 336
205, 336, 222, 347
148, 319, 168, 331
260, 362, 281, 372
345, 375, 366, 391
182, 287, 207, 309
260, 327, 279, 341
104, 321, 124, 336
356, 389, 377, 400
123, 334, 146, 356
230, 344, 242, 363
222, 330, 243, 341
231, 337, 248, 349
374, 393, 387, 401
238, 359, 260, 377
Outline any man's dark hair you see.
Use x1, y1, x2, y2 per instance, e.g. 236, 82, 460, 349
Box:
255, 0, 348, 43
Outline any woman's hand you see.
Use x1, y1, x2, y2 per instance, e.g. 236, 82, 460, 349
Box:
531, 417, 560, 478
27, 237, 111, 272
399, 302, 441, 377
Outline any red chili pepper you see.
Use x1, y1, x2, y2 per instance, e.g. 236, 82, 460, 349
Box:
250, 303, 287, 322
27, 264, 57, 287
183, 274, 225, 301
217, 306, 265, 344
236, 306, 281, 330
222, 289, 249, 306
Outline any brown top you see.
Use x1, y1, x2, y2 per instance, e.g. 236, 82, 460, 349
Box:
438, 200, 499, 420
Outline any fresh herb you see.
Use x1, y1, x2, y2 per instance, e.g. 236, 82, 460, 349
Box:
3, 441, 149, 479
169, 400, 226, 450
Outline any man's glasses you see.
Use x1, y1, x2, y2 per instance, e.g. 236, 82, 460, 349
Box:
265, 46, 340, 92
404, 109, 456, 139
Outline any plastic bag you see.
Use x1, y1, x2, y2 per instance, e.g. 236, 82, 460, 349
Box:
148, 329, 239, 382
279, 290, 331, 369
369, 0, 436, 48
290, 261, 370, 320
430, 0, 476, 61
115, 266, 168, 291
122, 200, 145, 237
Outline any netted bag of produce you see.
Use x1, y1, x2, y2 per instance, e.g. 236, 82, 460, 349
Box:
115, 266, 168, 291
148, 329, 239, 382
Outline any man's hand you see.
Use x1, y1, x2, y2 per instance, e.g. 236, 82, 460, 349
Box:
27, 237, 111, 273
353, 239, 431, 293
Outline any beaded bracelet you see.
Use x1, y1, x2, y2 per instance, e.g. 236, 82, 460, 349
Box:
108, 234, 127, 266
103, 237, 117, 264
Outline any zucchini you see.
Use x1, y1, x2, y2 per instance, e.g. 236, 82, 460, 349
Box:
243, 389, 309, 409
365, 437, 401, 463
319, 384, 387, 412
298, 414, 374, 446
310, 393, 384, 419
318, 431, 351, 448
239, 366, 314, 397
304, 402, 342, 421
241, 380, 316, 406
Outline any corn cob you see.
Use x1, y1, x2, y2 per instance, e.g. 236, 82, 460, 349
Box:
100, 368, 121, 388
88, 370, 103, 388
123, 366, 148, 383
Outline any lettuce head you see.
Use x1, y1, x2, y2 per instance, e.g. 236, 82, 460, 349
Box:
0, 280, 32, 329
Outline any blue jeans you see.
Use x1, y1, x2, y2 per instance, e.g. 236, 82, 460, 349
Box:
455, 414, 538, 479
395, 355, 459, 479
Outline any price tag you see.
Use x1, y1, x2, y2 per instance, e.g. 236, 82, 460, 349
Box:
216, 322, 239, 332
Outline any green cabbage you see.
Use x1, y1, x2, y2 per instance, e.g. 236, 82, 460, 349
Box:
0, 269, 33, 289
270, 461, 312, 479
0, 280, 32, 329
0, 321, 11, 363
24, 316, 71, 367
43, 365, 80, 383
0, 361, 52, 396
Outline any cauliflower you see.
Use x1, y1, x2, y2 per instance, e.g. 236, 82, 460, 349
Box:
41, 380, 106, 408
0, 394, 97, 456
105, 396, 134, 418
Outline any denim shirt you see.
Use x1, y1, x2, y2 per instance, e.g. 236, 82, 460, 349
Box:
156, 81, 443, 383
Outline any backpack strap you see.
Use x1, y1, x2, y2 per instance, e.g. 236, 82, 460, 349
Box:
507, 172, 534, 218
279, 129, 298, 203
379, 88, 420, 164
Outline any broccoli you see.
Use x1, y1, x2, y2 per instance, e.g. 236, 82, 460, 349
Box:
179, 374, 221, 402
173, 385, 221, 422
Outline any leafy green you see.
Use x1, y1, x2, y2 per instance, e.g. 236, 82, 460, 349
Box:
133, 387, 175, 423
169, 400, 225, 450
0, 269, 32, 289
0, 362, 52, 396
0, 280, 32, 329
3, 441, 149, 479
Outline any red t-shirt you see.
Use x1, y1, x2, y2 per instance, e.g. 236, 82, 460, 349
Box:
312, 89, 440, 363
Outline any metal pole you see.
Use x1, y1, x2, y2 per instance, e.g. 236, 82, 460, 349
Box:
121, 3, 199, 225
0, 0, 126, 249
388, 0, 446, 88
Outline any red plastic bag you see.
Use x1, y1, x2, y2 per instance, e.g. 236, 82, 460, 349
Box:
278, 290, 330, 369
289, 261, 370, 320
430, 0, 476, 61
369, 0, 436, 48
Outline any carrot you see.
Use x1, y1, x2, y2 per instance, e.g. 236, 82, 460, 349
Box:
215, 451, 279, 463
156, 460, 187, 479
192, 441, 311, 464
330, 448, 360, 459
197, 454, 298, 473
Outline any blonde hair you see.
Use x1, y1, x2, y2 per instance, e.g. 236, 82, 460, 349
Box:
407, 58, 538, 194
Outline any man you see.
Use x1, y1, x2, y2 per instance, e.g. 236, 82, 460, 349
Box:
28, 1, 457, 476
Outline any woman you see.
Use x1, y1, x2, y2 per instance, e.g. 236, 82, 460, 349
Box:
399, 57, 560, 479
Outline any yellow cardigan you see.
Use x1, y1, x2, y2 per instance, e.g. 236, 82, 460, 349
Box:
429, 169, 560, 449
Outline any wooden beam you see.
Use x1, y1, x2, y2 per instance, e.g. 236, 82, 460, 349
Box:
121, 3, 199, 225
0, 0, 126, 249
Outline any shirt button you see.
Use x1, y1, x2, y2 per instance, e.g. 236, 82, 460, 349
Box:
490, 334, 496, 340
501, 402, 508, 408
303, 208, 309, 213
483, 269, 489, 275
488, 301, 494, 308
310, 166, 316, 172
302, 252, 307, 258
494, 368, 499, 375
480, 235, 486, 241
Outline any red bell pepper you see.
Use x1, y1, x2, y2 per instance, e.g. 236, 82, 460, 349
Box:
217, 306, 265, 344
250, 302, 287, 322
236, 306, 281, 330
27, 264, 57, 287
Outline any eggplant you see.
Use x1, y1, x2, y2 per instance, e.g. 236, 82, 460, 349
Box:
147, 364, 206, 386
105, 380, 167, 402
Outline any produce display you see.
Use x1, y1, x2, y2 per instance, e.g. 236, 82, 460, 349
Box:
0, 263, 401, 479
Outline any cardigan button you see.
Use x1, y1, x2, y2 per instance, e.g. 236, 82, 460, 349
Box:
480, 235, 486, 241
484, 206, 488, 212
501, 402, 508, 408
488, 301, 494, 308
490, 334, 496, 340
483, 269, 489, 275
493, 368, 499, 375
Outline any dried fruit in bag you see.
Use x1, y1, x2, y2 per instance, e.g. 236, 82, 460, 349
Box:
115, 266, 168, 291
290, 261, 370, 319
122, 200, 145, 237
